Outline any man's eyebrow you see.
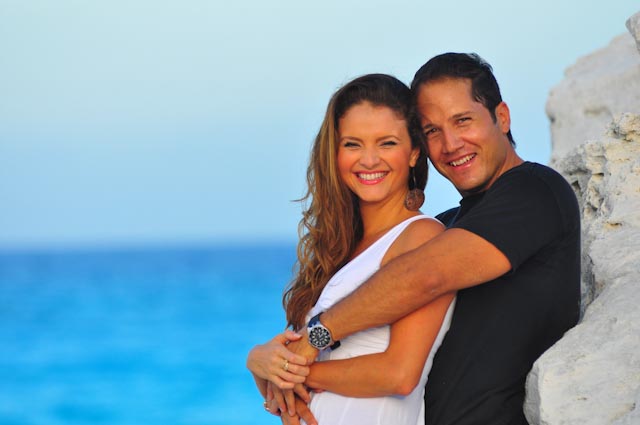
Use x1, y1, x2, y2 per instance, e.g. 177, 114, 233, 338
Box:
451, 110, 473, 120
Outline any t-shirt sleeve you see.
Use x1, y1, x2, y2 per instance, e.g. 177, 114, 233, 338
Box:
451, 167, 572, 270
436, 207, 460, 228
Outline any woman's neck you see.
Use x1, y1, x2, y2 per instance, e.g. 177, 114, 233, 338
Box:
352, 197, 420, 259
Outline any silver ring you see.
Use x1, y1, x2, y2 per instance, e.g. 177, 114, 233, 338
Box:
283, 359, 289, 372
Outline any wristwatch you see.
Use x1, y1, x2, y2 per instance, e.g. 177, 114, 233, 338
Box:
307, 313, 340, 350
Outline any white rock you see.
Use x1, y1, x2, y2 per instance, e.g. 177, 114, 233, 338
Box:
546, 33, 640, 162
514, 12, 640, 424
524, 114, 640, 424
627, 11, 640, 53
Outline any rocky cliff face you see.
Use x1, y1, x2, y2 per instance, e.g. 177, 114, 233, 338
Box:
546, 26, 640, 162
524, 12, 640, 425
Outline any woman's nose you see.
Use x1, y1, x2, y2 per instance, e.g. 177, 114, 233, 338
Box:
359, 147, 380, 168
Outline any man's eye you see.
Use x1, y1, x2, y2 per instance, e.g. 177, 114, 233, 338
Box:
424, 128, 438, 137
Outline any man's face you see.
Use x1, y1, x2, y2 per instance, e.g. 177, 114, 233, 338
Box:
416, 78, 517, 197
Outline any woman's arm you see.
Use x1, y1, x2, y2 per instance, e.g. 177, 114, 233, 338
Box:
305, 292, 454, 397
252, 373, 268, 398
306, 218, 454, 397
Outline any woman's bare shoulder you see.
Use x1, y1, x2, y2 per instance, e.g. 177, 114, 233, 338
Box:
403, 216, 444, 245
382, 216, 445, 265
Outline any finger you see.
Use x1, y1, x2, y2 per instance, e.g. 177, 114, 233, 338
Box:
272, 384, 287, 414
247, 342, 291, 380
278, 370, 307, 385
281, 412, 301, 425
297, 398, 317, 425
283, 329, 302, 341
279, 346, 308, 367
271, 358, 307, 383
293, 383, 311, 404
283, 363, 310, 378
284, 352, 309, 367
267, 355, 300, 384
273, 333, 290, 345
273, 377, 295, 390
286, 336, 319, 365
284, 389, 296, 416
264, 384, 281, 417
267, 398, 280, 417
270, 348, 305, 375
266, 381, 274, 402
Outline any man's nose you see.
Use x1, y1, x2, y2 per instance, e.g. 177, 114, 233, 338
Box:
442, 128, 464, 153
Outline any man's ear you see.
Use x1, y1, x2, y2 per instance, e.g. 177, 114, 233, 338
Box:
495, 102, 511, 134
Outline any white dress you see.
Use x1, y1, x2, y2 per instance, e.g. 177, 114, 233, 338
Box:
304, 215, 456, 425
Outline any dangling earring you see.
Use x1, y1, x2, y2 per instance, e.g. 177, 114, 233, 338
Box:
404, 167, 425, 211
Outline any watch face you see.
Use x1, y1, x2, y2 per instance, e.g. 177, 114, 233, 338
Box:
309, 326, 331, 349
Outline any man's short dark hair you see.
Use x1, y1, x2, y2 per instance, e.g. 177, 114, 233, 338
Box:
411, 53, 515, 146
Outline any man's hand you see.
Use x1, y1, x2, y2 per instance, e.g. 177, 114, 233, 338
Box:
246, 331, 310, 389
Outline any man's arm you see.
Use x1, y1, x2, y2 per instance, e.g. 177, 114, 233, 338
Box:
285, 227, 509, 370
322, 227, 510, 341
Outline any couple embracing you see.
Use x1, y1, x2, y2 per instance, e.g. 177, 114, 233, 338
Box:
247, 53, 581, 425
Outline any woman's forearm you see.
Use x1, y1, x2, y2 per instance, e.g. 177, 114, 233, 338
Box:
307, 293, 456, 399
252, 372, 268, 398
306, 352, 418, 397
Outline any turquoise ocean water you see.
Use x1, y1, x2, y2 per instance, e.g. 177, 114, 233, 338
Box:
0, 244, 295, 424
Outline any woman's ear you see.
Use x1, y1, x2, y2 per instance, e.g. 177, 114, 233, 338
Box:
409, 147, 420, 168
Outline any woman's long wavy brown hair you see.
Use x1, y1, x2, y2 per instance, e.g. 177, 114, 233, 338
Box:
283, 74, 428, 330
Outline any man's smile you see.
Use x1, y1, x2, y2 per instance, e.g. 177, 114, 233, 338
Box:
448, 154, 476, 167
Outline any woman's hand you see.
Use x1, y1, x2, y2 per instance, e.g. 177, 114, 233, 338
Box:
270, 388, 317, 425
247, 330, 311, 389
268, 380, 311, 417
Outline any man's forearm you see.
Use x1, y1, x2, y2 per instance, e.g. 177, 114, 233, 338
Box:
316, 228, 510, 346
322, 243, 444, 341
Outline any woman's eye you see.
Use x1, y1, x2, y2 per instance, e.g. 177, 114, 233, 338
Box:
381, 140, 397, 147
343, 141, 359, 148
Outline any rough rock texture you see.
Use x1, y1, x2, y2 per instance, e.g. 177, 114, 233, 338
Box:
628, 11, 640, 53
546, 20, 640, 161
525, 114, 640, 424
524, 11, 640, 425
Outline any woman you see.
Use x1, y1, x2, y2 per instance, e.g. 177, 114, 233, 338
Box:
247, 74, 455, 425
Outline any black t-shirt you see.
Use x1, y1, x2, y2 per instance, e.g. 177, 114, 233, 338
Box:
425, 162, 581, 425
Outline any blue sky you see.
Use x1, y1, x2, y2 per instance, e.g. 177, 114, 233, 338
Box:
1, 1, 637, 249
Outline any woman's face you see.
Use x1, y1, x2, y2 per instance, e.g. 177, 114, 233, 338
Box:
337, 102, 418, 208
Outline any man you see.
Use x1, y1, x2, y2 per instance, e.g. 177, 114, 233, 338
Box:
272, 53, 581, 424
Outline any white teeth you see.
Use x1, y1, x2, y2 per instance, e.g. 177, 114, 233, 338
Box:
357, 172, 387, 181
449, 154, 475, 167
